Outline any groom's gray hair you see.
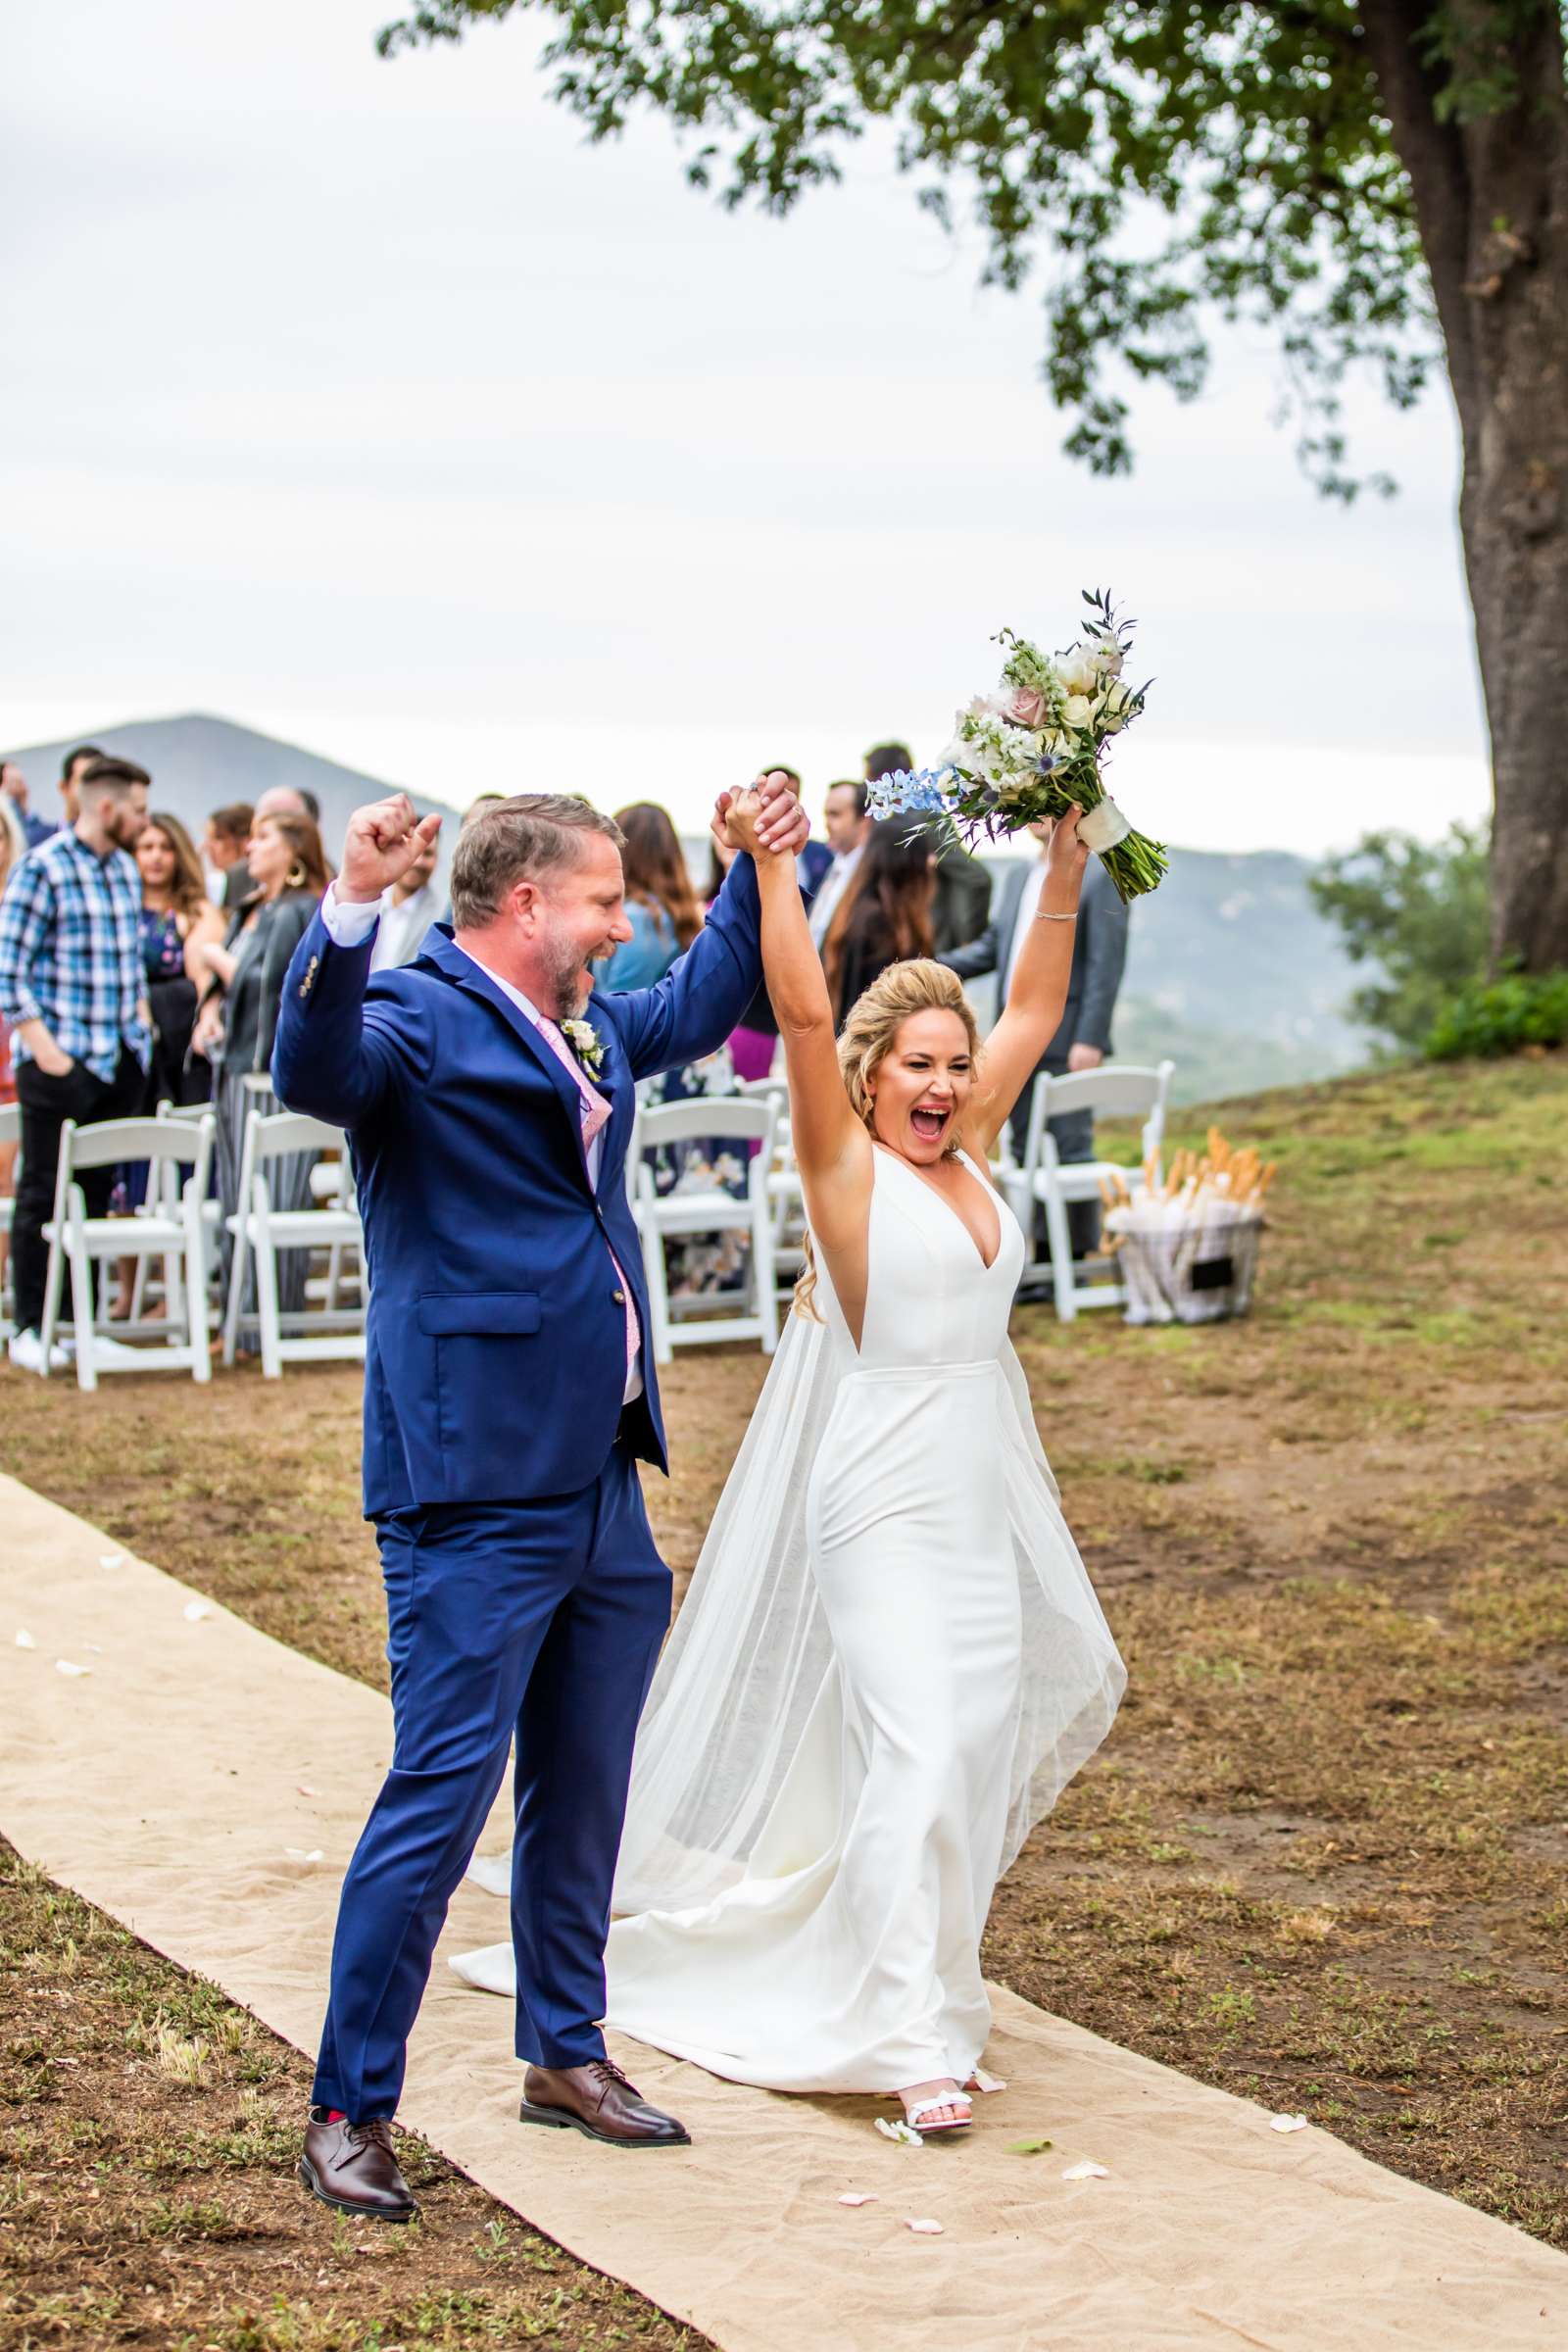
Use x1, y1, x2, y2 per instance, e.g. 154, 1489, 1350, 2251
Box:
450, 794, 625, 929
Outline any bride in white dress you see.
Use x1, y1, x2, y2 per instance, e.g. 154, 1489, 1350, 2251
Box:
454, 785, 1125, 2136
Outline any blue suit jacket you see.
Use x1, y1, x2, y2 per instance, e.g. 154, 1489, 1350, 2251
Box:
270, 858, 765, 1517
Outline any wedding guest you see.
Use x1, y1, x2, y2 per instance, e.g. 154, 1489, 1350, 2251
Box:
255, 783, 321, 827
0, 798, 24, 1300
821, 817, 936, 1026
135, 813, 223, 1106
370, 830, 442, 971
808, 780, 872, 950
109, 813, 223, 1312
3, 743, 107, 852
864, 739, 990, 955
597, 803, 702, 993
0, 757, 152, 1372
462, 792, 509, 829
2, 760, 57, 852
944, 816, 1130, 1258
202, 802, 255, 911
193, 809, 330, 1339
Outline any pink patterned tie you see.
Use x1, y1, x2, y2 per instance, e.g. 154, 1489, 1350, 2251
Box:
535, 1015, 640, 1387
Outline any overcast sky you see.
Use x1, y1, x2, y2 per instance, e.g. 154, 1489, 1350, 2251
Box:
5, 0, 1490, 855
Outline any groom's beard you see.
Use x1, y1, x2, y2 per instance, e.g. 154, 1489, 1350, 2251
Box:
540, 920, 594, 1022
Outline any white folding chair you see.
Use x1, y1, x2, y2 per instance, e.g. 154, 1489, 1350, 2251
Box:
735, 1076, 808, 1291
1003, 1060, 1175, 1323
0, 1102, 20, 1338
38, 1113, 217, 1390
221, 1106, 365, 1378
631, 1097, 780, 1363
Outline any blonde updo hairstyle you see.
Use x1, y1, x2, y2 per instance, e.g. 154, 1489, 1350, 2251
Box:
795, 956, 982, 1320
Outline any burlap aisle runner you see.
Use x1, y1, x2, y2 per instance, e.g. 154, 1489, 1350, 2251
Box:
3, 1474, 1564, 2351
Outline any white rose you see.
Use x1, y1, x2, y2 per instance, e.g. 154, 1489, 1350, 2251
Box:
1061, 694, 1094, 730
1058, 648, 1099, 697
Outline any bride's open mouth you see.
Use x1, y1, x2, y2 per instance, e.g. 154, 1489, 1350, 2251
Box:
909, 1104, 950, 1144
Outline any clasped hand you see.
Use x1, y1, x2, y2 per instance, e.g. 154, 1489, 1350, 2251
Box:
712, 771, 808, 860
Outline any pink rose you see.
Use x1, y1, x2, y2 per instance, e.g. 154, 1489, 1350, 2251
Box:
1007, 687, 1048, 727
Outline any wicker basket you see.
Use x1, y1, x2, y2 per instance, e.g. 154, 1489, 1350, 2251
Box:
1107, 1204, 1264, 1325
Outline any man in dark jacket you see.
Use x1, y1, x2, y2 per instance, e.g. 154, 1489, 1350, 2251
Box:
944, 818, 1130, 1258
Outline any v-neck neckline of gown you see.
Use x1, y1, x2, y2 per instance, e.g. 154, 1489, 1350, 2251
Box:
874, 1144, 1004, 1274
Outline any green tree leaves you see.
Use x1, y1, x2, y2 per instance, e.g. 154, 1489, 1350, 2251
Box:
377, 3, 1446, 496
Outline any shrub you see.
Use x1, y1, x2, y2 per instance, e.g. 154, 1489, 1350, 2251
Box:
1424, 969, 1568, 1060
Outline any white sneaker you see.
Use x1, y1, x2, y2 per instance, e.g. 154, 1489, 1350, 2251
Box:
7, 1328, 71, 1375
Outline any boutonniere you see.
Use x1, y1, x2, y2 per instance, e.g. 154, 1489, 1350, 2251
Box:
561, 1016, 606, 1078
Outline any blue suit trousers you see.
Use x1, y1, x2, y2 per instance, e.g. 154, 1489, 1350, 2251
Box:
312, 1445, 670, 2119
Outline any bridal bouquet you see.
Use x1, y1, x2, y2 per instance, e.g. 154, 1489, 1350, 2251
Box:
870, 590, 1167, 902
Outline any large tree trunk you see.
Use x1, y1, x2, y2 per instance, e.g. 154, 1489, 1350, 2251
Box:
1362, 0, 1568, 973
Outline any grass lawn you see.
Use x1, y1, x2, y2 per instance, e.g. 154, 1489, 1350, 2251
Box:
3, 1049, 1567, 2347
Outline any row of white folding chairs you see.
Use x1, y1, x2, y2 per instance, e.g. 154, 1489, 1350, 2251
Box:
24, 1094, 365, 1388
220, 1091, 365, 1377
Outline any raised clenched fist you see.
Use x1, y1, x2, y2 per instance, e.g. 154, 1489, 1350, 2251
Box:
338, 796, 443, 906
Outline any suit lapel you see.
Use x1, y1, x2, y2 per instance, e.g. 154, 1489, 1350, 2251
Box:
422, 931, 592, 1183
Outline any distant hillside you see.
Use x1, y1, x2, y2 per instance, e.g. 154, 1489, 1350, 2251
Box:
7, 714, 448, 867
1115, 845, 1375, 1101
953, 847, 1375, 1103
9, 712, 1374, 1098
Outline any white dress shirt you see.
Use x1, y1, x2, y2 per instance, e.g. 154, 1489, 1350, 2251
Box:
808, 843, 864, 946
318, 883, 643, 1400
369, 880, 442, 973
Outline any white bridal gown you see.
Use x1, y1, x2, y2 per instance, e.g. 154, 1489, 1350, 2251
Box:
453, 1147, 1126, 2095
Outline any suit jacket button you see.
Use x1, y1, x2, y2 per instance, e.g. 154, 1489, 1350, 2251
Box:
612, 1288, 625, 1306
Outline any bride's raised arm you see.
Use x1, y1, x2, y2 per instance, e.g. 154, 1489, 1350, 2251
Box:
963, 808, 1091, 1158
724, 781, 868, 1249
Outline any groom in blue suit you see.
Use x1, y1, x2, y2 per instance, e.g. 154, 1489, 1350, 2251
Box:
273, 782, 806, 2219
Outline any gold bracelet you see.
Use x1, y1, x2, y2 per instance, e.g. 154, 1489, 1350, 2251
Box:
1035, 909, 1078, 923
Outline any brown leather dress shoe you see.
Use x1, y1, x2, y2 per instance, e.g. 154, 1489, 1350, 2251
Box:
519, 2057, 690, 2148
298, 2108, 419, 2221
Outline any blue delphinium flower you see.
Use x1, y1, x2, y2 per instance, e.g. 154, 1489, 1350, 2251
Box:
867, 767, 953, 819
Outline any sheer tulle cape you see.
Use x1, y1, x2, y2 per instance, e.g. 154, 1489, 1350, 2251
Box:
612, 1303, 1126, 1919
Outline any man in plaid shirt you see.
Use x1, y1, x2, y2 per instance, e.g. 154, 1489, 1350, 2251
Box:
0, 756, 153, 1372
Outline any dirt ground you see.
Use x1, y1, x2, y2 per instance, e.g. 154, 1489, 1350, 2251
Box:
3, 1051, 1567, 2347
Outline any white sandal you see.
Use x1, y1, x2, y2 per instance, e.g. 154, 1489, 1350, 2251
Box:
903, 2089, 973, 2137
